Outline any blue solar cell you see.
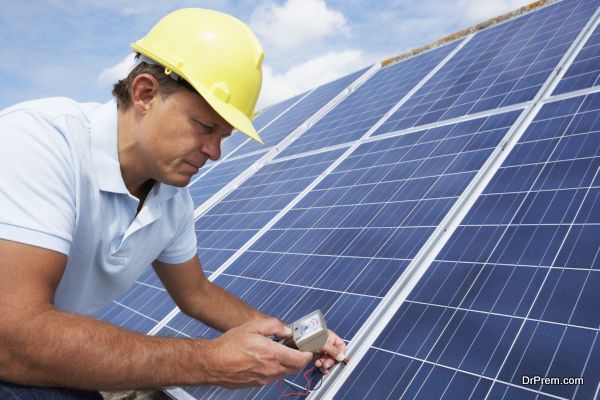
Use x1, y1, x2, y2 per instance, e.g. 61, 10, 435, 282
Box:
276, 40, 462, 158
341, 92, 600, 400
554, 23, 600, 95
374, 0, 598, 135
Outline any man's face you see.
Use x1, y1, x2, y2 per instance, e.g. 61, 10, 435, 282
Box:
136, 88, 233, 187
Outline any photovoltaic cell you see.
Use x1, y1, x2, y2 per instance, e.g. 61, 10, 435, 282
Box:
232, 68, 368, 158
553, 22, 600, 95
276, 40, 462, 159
374, 0, 598, 135
338, 92, 600, 400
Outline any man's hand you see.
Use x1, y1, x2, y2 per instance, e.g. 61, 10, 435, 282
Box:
201, 318, 313, 388
314, 330, 347, 375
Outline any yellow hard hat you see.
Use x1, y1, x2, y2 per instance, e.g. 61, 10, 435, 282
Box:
132, 8, 264, 144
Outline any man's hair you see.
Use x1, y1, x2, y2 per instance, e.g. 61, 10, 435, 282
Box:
112, 56, 195, 109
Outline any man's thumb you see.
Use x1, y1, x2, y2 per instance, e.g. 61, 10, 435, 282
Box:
250, 317, 292, 337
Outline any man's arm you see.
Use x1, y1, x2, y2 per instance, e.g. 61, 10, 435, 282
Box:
153, 256, 268, 331
0, 240, 312, 390
153, 256, 347, 374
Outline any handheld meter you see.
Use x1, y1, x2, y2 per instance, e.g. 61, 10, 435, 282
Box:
277, 309, 328, 352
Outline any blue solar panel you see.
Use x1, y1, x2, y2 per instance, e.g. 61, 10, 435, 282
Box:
188, 152, 266, 208
337, 92, 600, 400
232, 68, 369, 158
374, 0, 598, 135
276, 40, 463, 159
554, 23, 600, 95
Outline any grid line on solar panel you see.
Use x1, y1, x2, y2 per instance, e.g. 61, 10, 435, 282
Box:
334, 92, 599, 400
373, 0, 598, 136
275, 38, 466, 159
553, 19, 600, 95
232, 67, 372, 158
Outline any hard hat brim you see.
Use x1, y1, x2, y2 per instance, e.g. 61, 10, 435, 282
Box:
192, 80, 265, 145
131, 43, 264, 145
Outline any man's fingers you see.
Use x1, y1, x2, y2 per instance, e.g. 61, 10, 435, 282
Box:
245, 317, 292, 338
276, 344, 313, 372
318, 330, 346, 361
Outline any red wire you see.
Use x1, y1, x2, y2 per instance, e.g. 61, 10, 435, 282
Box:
277, 366, 317, 397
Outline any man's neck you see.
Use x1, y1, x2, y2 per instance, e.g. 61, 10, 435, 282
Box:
117, 107, 152, 202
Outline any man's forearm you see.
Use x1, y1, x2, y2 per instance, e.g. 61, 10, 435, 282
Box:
183, 280, 270, 332
0, 305, 212, 390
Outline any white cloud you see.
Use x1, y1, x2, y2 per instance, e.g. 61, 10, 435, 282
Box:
258, 49, 372, 109
97, 53, 136, 86
251, 0, 349, 54
456, 0, 534, 24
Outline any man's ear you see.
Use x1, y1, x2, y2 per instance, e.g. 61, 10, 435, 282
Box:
130, 73, 160, 113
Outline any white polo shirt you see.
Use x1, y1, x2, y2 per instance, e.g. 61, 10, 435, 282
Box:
0, 98, 197, 315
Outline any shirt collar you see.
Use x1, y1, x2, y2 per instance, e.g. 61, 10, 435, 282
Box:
89, 100, 178, 203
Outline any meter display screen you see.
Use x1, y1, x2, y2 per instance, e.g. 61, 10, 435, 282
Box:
296, 311, 322, 338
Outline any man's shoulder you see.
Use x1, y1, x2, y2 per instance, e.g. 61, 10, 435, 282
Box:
0, 97, 102, 124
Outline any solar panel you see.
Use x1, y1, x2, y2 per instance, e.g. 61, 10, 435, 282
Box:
334, 91, 600, 400
276, 40, 463, 158
553, 23, 600, 95
374, 0, 598, 135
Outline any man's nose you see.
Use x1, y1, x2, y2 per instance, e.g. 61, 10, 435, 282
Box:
201, 135, 221, 161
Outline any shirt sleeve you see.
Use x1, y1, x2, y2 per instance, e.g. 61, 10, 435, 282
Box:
0, 109, 76, 255
156, 189, 198, 264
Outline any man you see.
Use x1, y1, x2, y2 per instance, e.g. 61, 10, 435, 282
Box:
0, 8, 345, 398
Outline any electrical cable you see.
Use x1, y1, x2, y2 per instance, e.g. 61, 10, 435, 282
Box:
277, 357, 350, 397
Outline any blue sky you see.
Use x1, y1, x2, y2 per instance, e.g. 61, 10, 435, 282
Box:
0, 0, 532, 110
